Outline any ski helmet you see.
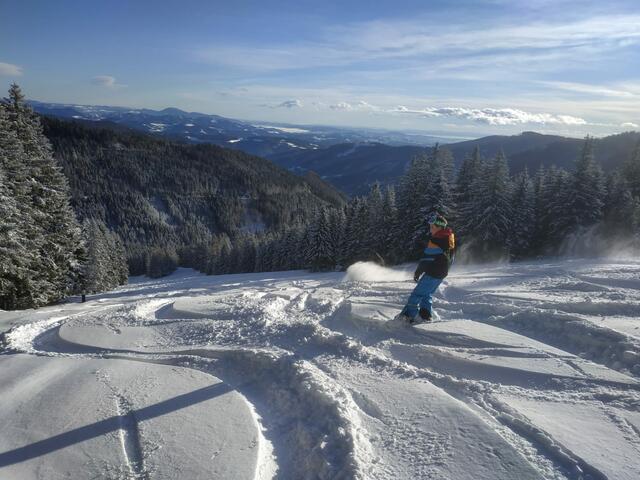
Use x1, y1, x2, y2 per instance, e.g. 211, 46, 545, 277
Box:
427, 212, 447, 227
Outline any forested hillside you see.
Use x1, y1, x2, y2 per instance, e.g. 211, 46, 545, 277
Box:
216, 139, 640, 275
41, 116, 345, 274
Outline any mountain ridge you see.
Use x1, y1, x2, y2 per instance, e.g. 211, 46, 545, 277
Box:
29, 100, 456, 157
31, 100, 639, 195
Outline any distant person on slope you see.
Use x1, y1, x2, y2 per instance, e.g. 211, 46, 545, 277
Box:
396, 213, 455, 324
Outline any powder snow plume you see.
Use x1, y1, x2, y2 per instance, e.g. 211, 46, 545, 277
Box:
344, 261, 412, 282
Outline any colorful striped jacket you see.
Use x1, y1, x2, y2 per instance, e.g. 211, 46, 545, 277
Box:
413, 227, 456, 280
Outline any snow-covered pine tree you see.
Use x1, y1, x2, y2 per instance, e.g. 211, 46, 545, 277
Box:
82, 219, 109, 293
566, 137, 605, 230
109, 229, 128, 285
602, 171, 639, 239
395, 152, 429, 256
82, 218, 127, 293
423, 144, 455, 217
0, 165, 31, 309
510, 169, 535, 259
307, 207, 335, 271
455, 146, 483, 240
0, 101, 44, 308
543, 165, 572, 249
464, 151, 513, 260
529, 166, 548, 256
2, 84, 85, 306
623, 140, 640, 199
381, 186, 398, 262
328, 207, 346, 268
364, 183, 385, 261
339, 198, 363, 266
405, 145, 456, 257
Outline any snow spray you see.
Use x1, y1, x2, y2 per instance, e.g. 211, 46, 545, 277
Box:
344, 262, 412, 282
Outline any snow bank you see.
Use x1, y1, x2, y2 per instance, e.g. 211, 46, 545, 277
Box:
344, 262, 411, 282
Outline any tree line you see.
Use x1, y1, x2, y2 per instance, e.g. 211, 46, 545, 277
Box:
202, 138, 640, 274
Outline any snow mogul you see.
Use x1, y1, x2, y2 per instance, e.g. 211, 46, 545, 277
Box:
396, 213, 455, 324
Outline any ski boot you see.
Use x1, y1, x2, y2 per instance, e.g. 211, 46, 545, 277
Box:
415, 307, 432, 324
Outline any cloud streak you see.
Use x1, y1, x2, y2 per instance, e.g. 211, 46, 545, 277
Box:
541, 81, 637, 98
394, 106, 587, 126
329, 101, 380, 111
194, 13, 640, 77
0, 62, 22, 76
273, 99, 303, 109
91, 75, 125, 88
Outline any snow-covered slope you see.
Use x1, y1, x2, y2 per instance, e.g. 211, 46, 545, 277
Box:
1, 259, 640, 479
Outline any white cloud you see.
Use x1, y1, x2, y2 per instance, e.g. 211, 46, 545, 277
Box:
329, 100, 382, 112
194, 14, 640, 76
355, 100, 380, 111
394, 106, 588, 126
330, 102, 353, 110
0, 62, 22, 76
541, 81, 636, 98
621, 122, 639, 128
92, 75, 125, 88
274, 99, 303, 109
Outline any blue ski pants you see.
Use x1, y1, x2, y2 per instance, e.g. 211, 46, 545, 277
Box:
401, 275, 442, 318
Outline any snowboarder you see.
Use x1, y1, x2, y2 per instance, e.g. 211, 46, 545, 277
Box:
396, 213, 455, 324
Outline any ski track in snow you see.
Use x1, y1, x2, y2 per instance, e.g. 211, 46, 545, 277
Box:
2, 259, 640, 479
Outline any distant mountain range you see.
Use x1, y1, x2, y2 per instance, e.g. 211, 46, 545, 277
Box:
30, 101, 458, 157
32, 100, 639, 196
270, 131, 640, 195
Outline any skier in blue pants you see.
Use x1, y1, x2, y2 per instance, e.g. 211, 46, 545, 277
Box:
402, 275, 443, 322
397, 213, 455, 324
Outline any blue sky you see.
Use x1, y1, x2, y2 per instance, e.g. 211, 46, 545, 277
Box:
1, 0, 639, 137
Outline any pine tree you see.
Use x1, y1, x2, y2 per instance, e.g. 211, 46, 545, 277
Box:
0, 103, 41, 308
0, 165, 31, 309
510, 169, 535, 258
363, 183, 384, 261
340, 199, 364, 266
307, 207, 335, 271
530, 166, 548, 256
566, 137, 605, 229
602, 171, 637, 238
623, 140, 640, 199
455, 146, 483, 240
328, 207, 346, 268
1, 84, 85, 306
464, 151, 512, 259
81, 219, 128, 293
544, 166, 572, 248
380, 186, 398, 262
395, 152, 429, 256
422, 144, 455, 218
